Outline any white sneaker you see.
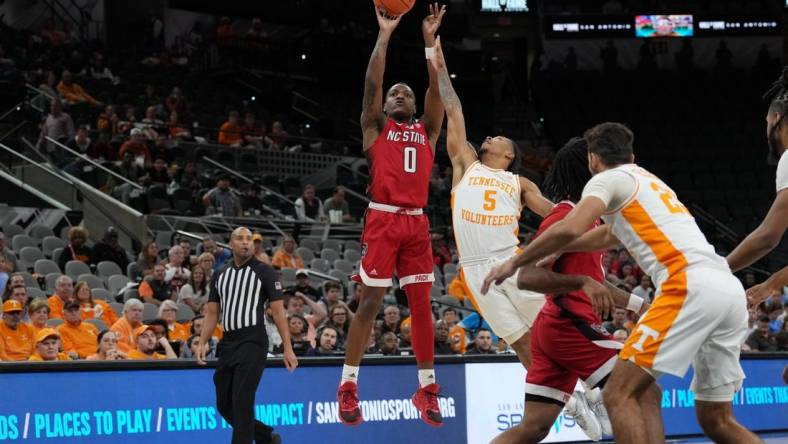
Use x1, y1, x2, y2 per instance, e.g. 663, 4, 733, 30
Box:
565, 391, 602, 442
585, 388, 613, 437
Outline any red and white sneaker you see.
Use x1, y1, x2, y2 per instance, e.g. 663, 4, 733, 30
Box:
411, 383, 444, 427
337, 381, 363, 426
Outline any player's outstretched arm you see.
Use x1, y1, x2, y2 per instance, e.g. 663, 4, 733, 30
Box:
517, 266, 615, 319
519, 176, 554, 217
360, 7, 402, 151
745, 265, 788, 309
429, 36, 476, 183
481, 196, 606, 294
421, 2, 447, 151
727, 190, 788, 272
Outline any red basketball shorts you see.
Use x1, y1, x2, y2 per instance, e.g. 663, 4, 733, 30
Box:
352, 208, 435, 288
525, 311, 621, 405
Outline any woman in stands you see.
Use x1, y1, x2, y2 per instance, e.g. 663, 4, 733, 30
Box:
197, 253, 215, 283
135, 240, 159, 279
322, 305, 351, 349
271, 235, 304, 270
158, 300, 190, 343
28, 298, 50, 335
57, 226, 92, 272
274, 314, 310, 356
86, 330, 127, 360
73, 281, 118, 327
178, 266, 208, 312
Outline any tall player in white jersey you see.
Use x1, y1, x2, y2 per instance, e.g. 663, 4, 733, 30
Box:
482, 123, 759, 444
428, 37, 552, 367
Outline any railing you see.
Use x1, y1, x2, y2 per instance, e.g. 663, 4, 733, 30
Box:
46, 136, 143, 190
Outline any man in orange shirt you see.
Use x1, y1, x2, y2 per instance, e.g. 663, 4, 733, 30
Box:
0, 300, 35, 361
57, 301, 100, 359
28, 328, 71, 361
218, 110, 243, 146
110, 299, 144, 352
48, 275, 74, 319
127, 325, 177, 360
57, 70, 102, 107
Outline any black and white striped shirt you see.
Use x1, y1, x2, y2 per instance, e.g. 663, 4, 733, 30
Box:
208, 257, 283, 332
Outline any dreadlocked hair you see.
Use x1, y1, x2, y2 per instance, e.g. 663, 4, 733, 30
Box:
764, 66, 788, 114
542, 137, 591, 203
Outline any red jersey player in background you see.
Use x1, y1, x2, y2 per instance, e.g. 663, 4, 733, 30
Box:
491, 139, 650, 444
337, 3, 447, 427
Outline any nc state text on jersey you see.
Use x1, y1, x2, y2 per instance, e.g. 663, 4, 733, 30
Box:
386, 129, 426, 146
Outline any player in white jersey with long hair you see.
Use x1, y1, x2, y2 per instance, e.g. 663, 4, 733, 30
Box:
482, 122, 759, 444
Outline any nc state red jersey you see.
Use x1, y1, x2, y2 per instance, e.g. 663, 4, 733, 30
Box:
534, 201, 606, 324
366, 119, 433, 208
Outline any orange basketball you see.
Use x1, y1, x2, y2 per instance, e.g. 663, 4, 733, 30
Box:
374, 0, 416, 17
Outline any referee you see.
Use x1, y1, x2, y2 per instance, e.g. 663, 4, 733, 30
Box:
197, 227, 297, 444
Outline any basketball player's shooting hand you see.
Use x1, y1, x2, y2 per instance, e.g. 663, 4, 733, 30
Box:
422, 3, 447, 39
480, 259, 517, 295
283, 348, 298, 373
745, 279, 780, 310
581, 277, 614, 319
428, 36, 446, 72
375, 5, 403, 35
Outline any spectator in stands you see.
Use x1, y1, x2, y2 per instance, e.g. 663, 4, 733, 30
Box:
318, 281, 344, 313
90, 52, 119, 85
165, 87, 190, 119
284, 291, 324, 345
111, 299, 144, 352
241, 113, 269, 148
294, 184, 325, 221
6, 285, 29, 321
185, 334, 215, 359
164, 245, 190, 297
118, 128, 152, 166
378, 331, 400, 356
147, 156, 171, 185
246, 234, 270, 265
431, 232, 453, 270
58, 300, 100, 359
289, 269, 319, 300
632, 275, 654, 302
65, 126, 94, 161
201, 238, 230, 272
97, 105, 120, 137
465, 328, 495, 355
178, 266, 209, 311
347, 283, 362, 313
768, 303, 784, 334
216, 17, 235, 45
745, 316, 778, 352
218, 110, 243, 146
86, 331, 127, 360
271, 236, 304, 270
434, 320, 453, 355
174, 160, 200, 191
140, 264, 172, 306
202, 174, 242, 217
48, 275, 75, 319
323, 186, 353, 223
0, 255, 9, 295
73, 281, 118, 327
28, 328, 70, 361
37, 99, 75, 165
307, 326, 340, 356
90, 226, 129, 272
323, 304, 351, 348
449, 324, 467, 354
0, 233, 17, 272
140, 106, 164, 140
241, 185, 263, 214
138, 84, 161, 111
158, 300, 189, 343
1, 274, 24, 301
381, 305, 401, 335
110, 151, 146, 204
127, 325, 177, 359
57, 226, 92, 272
268, 120, 290, 151
399, 322, 412, 348
38, 70, 59, 104
197, 252, 216, 282
441, 308, 458, 330
274, 314, 310, 356
28, 298, 50, 335
0, 300, 34, 360
167, 111, 192, 140
135, 240, 159, 279
57, 70, 102, 107
603, 308, 629, 334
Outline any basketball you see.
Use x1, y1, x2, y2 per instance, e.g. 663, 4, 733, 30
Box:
374, 0, 416, 17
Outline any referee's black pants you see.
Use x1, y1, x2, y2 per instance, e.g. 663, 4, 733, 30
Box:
214, 329, 273, 444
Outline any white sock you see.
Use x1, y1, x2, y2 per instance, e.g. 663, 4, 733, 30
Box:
418, 369, 436, 388
341, 365, 360, 384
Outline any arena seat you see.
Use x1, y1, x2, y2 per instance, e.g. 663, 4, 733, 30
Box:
66, 261, 91, 280
343, 249, 361, 263
42, 236, 66, 259
26, 287, 45, 299
85, 318, 108, 332
45, 272, 62, 292
34, 259, 60, 275
296, 247, 314, 262
108, 275, 131, 295
320, 248, 340, 263
12, 235, 37, 251
78, 274, 106, 290
97, 261, 123, 279
91, 288, 112, 302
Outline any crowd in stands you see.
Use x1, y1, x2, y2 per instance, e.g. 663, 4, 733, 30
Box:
1, 217, 786, 364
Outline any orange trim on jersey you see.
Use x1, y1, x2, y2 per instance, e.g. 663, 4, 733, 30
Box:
617, 200, 688, 369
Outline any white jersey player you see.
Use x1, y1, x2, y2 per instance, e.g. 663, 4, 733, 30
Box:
483, 122, 759, 444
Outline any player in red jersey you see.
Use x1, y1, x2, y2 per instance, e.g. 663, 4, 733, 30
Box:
491, 139, 650, 444
337, 3, 447, 427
